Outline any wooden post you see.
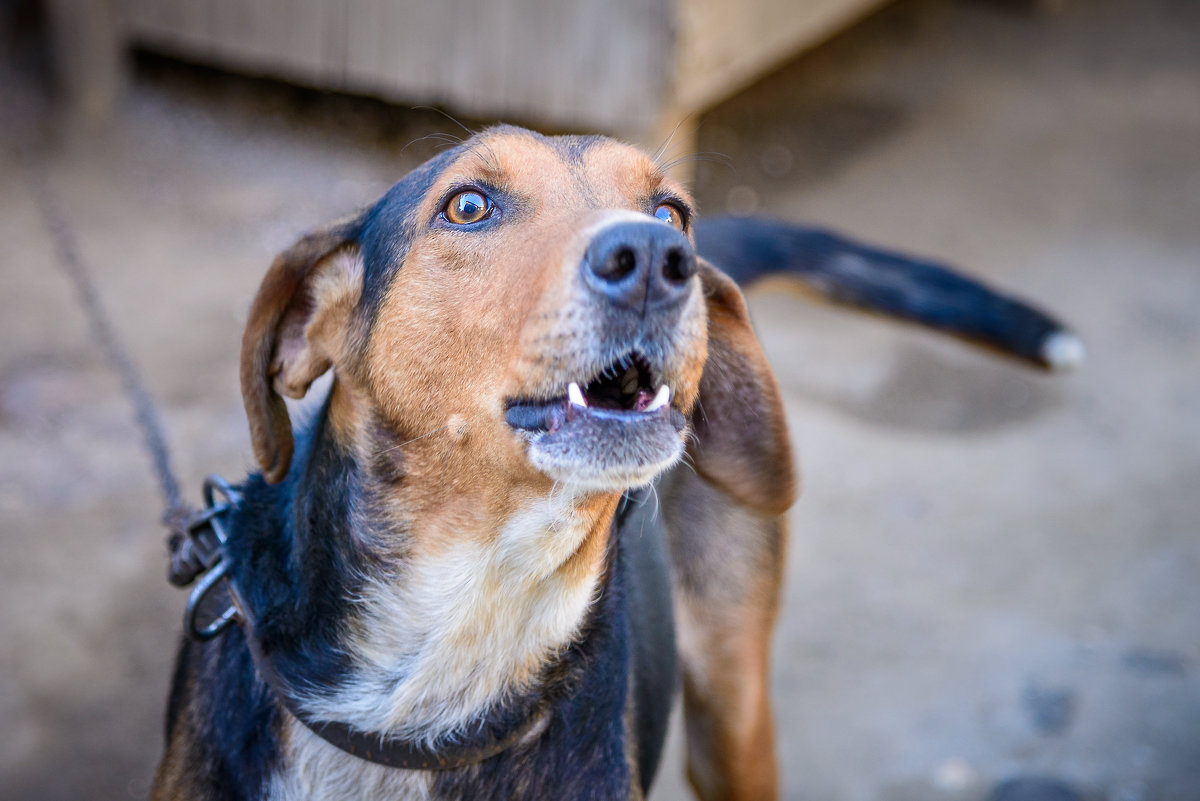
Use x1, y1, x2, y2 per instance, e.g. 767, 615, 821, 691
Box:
45, 0, 124, 118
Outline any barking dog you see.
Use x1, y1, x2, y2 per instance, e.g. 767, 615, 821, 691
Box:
154, 125, 1078, 801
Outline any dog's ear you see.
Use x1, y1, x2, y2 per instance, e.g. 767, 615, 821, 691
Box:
688, 260, 797, 517
240, 215, 365, 483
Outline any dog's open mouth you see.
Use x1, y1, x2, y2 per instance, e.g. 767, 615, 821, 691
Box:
505, 353, 678, 433
505, 352, 688, 489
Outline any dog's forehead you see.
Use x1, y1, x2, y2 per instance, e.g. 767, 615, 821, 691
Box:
434, 127, 676, 204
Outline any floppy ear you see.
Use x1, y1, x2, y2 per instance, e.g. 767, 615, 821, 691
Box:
687, 260, 797, 517
240, 214, 365, 483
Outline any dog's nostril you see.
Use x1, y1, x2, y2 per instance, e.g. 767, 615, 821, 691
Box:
662, 249, 691, 284
609, 247, 637, 281
614, 248, 633, 280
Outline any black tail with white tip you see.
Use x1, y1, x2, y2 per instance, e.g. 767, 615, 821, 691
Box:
695, 215, 1084, 371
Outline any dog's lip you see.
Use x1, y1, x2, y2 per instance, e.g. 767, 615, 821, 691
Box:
504, 389, 679, 434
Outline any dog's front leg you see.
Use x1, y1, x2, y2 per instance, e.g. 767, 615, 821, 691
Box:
662, 467, 786, 801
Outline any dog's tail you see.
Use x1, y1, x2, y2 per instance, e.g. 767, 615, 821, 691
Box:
694, 215, 1084, 371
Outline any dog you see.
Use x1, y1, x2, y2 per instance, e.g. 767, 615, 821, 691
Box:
153, 125, 1079, 801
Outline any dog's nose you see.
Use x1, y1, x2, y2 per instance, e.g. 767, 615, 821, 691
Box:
582, 221, 697, 310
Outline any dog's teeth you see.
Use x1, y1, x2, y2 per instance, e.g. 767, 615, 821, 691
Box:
568, 382, 588, 408
645, 385, 670, 412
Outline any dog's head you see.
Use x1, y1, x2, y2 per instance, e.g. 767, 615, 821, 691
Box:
241, 126, 793, 515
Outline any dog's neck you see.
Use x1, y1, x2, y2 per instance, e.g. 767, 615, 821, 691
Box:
234, 389, 622, 743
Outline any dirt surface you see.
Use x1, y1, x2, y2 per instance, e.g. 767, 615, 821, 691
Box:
2, 0, 1198, 799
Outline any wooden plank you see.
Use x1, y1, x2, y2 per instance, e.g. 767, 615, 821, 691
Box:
283, 0, 326, 81
375, 0, 443, 99
173, 0, 211, 55
320, 0, 349, 88
122, 0, 168, 42
210, 0, 258, 65
419, 0, 664, 132
120, 0, 892, 135
671, 0, 891, 114
344, 0, 385, 88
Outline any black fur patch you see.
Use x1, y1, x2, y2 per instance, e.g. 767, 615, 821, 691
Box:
359, 147, 461, 320
695, 215, 1066, 364
224, 406, 371, 692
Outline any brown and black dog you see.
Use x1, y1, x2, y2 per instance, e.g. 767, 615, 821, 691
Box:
154, 125, 1079, 801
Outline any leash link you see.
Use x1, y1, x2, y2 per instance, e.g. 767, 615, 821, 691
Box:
171, 475, 243, 641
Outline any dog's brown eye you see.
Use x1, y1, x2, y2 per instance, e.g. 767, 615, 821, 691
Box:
653, 203, 684, 231
443, 190, 493, 225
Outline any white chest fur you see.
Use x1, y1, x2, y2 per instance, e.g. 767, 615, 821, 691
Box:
294, 488, 603, 745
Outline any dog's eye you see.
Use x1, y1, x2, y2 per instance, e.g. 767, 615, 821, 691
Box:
653, 202, 685, 231
443, 190, 493, 225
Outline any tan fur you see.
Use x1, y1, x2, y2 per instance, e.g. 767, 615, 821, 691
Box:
152, 674, 219, 801
660, 466, 788, 801
240, 214, 366, 482
152, 723, 196, 801
688, 262, 796, 516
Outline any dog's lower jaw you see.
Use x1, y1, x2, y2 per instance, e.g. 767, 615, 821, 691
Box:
523, 422, 687, 493
296, 486, 618, 745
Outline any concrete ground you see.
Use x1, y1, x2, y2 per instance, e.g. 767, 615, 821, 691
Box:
2, 0, 1197, 798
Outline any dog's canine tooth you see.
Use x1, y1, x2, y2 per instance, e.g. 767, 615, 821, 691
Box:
568, 382, 588, 408
645, 385, 670, 412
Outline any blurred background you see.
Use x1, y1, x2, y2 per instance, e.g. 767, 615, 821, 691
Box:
2, 0, 1198, 799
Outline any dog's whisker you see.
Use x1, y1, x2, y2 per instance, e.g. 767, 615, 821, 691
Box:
373, 425, 449, 457
693, 397, 708, 428
410, 106, 477, 139
474, 139, 502, 174
647, 482, 662, 522
651, 114, 698, 166
401, 132, 466, 155
659, 151, 735, 174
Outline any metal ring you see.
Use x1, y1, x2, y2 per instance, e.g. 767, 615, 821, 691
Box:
203, 474, 242, 512
183, 558, 241, 641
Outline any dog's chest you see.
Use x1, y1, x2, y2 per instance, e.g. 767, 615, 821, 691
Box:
259, 510, 647, 801
263, 601, 640, 800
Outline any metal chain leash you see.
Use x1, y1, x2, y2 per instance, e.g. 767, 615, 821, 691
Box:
23, 159, 186, 515
22, 150, 241, 637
